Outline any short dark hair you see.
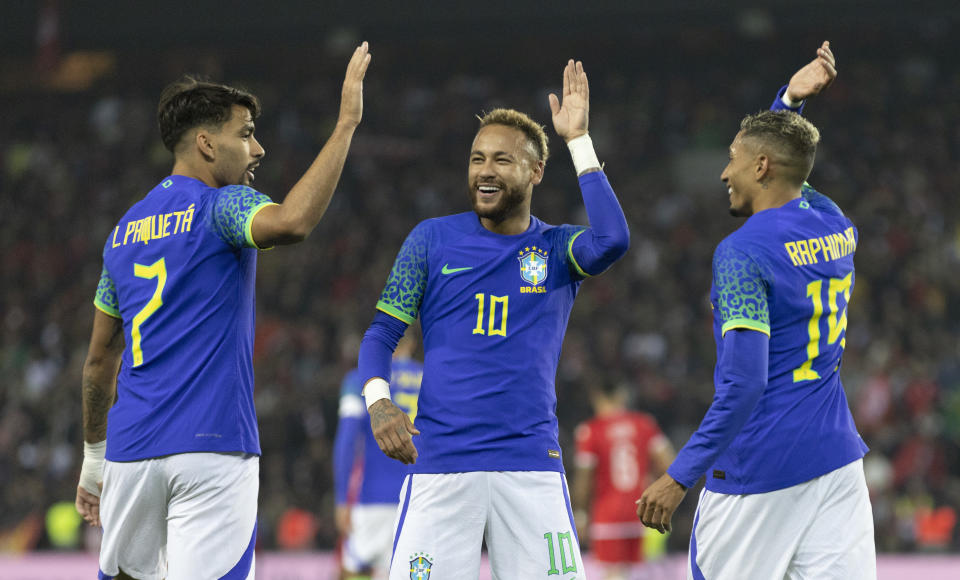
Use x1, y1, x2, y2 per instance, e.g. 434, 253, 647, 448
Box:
739, 110, 820, 185
477, 108, 550, 162
157, 75, 261, 153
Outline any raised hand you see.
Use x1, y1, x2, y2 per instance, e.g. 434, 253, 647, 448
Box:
338, 41, 372, 129
549, 59, 590, 143
786, 41, 837, 103
368, 399, 419, 464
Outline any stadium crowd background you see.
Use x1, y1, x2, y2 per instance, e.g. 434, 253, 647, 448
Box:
1, 0, 958, 556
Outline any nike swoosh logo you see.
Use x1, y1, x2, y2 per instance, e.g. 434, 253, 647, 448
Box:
441, 264, 473, 275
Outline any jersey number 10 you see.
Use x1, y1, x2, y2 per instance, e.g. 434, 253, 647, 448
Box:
793, 272, 852, 382
473, 293, 508, 337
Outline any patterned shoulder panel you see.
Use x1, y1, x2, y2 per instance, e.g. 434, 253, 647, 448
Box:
713, 239, 771, 336
545, 224, 589, 279
801, 183, 844, 218
209, 185, 277, 249
376, 220, 432, 324
93, 266, 121, 318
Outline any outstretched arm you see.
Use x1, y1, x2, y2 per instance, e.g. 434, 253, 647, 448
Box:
250, 42, 372, 246
550, 60, 629, 276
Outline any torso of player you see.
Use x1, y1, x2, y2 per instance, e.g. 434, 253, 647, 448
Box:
707, 196, 867, 493
577, 412, 660, 523
382, 212, 586, 473
99, 176, 268, 461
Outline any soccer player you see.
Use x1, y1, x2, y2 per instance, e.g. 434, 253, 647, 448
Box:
334, 334, 423, 580
74, 43, 371, 579
572, 381, 674, 580
357, 59, 629, 578
636, 42, 877, 578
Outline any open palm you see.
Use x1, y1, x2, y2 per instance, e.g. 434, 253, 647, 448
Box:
549, 59, 589, 142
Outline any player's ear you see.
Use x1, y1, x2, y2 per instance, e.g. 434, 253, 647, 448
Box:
196, 129, 216, 162
530, 159, 545, 186
754, 154, 770, 182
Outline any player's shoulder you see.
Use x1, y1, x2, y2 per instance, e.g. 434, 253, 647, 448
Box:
628, 410, 661, 432
540, 220, 586, 251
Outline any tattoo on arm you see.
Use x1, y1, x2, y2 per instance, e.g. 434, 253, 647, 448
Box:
82, 318, 124, 443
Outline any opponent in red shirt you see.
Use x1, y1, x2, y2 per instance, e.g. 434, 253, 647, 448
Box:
573, 381, 674, 579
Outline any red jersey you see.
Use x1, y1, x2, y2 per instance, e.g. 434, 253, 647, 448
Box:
575, 411, 667, 536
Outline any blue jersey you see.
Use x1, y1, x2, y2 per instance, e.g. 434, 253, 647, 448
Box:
93, 175, 276, 461
333, 359, 423, 505
375, 212, 591, 474
704, 185, 868, 494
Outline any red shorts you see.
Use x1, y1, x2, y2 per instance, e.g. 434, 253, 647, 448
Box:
591, 536, 643, 563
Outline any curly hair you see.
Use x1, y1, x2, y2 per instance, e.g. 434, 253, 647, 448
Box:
157, 75, 261, 153
738, 110, 820, 185
477, 108, 550, 162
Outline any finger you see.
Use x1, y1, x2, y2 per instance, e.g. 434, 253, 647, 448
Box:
563, 60, 573, 97
548, 93, 561, 116
818, 58, 837, 80
575, 61, 584, 94
405, 417, 420, 436
581, 70, 590, 103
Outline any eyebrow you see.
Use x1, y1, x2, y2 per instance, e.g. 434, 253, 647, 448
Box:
471, 150, 515, 158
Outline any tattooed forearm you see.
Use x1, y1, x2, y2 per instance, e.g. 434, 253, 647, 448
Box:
81, 316, 123, 443
82, 374, 114, 442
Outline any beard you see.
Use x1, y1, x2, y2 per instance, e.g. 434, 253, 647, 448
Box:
468, 181, 527, 223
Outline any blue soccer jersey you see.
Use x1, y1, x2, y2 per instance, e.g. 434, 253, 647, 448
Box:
93, 175, 276, 461
694, 184, 868, 494
375, 212, 590, 474
333, 358, 423, 505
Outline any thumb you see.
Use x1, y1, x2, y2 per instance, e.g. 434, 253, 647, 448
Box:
405, 417, 420, 435
548, 93, 561, 116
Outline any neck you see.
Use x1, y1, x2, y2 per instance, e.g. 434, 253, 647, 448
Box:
479, 205, 531, 236
171, 157, 219, 189
750, 183, 802, 214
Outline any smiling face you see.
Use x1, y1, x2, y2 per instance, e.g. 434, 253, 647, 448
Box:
205, 104, 265, 188
720, 131, 762, 218
467, 124, 543, 225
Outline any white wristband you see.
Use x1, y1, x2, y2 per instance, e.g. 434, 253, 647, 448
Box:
781, 92, 804, 109
79, 440, 106, 497
363, 378, 392, 409
567, 133, 601, 175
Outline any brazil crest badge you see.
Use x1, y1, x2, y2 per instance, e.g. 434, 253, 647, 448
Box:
409, 553, 433, 580
518, 246, 548, 286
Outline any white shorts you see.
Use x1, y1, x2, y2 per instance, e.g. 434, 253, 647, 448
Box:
689, 459, 875, 580
99, 452, 259, 580
388, 471, 585, 580
343, 504, 399, 576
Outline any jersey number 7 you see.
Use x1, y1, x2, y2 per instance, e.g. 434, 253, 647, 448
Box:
131, 258, 167, 367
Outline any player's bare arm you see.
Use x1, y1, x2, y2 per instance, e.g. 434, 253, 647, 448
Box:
635, 473, 687, 534
368, 398, 419, 465
76, 310, 124, 527
785, 40, 837, 103
251, 42, 372, 247
549, 59, 601, 176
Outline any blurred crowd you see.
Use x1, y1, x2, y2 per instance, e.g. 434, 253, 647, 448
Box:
1, 25, 958, 553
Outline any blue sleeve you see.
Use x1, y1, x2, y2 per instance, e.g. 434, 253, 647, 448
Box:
210, 185, 277, 249
713, 242, 771, 337
332, 416, 363, 505
667, 329, 770, 488
769, 85, 806, 114
375, 222, 430, 323
568, 171, 630, 277
358, 311, 408, 388
333, 370, 366, 505
93, 266, 121, 318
